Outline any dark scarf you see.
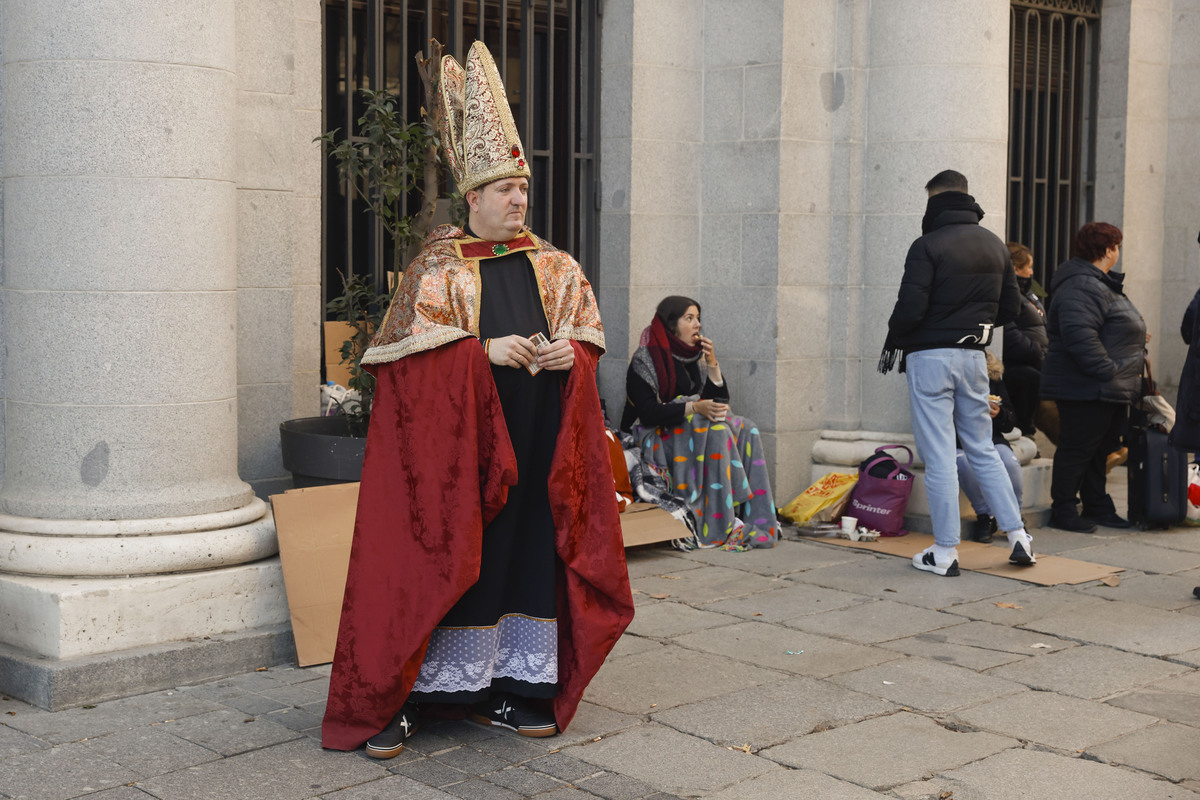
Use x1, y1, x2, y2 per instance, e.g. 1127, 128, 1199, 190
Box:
645, 315, 701, 401
920, 190, 984, 235
1103, 268, 1127, 294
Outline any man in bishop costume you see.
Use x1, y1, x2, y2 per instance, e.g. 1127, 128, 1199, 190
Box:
320, 41, 634, 758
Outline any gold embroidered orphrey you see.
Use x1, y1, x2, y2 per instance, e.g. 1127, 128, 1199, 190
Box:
437, 41, 531, 194
361, 225, 605, 365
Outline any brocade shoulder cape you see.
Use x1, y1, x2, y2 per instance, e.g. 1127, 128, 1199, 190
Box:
321, 229, 632, 752
362, 224, 605, 364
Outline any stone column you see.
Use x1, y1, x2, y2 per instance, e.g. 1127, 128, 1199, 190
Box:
1162, 0, 1200, 386
776, 0, 842, 498
811, 0, 1050, 526
597, 0, 705, 404
1093, 0, 1173, 365
859, 0, 1012, 430
0, 1, 287, 708
234, 0, 323, 498
697, 1, 783, 481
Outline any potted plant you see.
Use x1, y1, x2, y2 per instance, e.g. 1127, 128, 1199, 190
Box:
278, 271, 389, 487
280, 46, 449, 487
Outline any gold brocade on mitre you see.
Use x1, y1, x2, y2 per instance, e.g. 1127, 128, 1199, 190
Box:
437, 41, 531, 194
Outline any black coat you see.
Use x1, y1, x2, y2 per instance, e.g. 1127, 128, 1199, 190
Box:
620, 357, 729, 432
1181, 287, 1200, 345
1040, 258, 1145, 404
1170, 288, 1200, 450
1002, 291, 1048, 369
887, 193, 1021, 354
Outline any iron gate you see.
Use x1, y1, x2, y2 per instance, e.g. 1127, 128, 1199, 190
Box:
322, 0, 602, 303
1007, 0, 1101, 288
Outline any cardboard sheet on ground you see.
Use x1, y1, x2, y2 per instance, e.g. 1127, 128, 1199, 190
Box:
620, 502, 690, 547
270, 482, 359, 666
270, 484, 688, 666
819, 532, 1123, 585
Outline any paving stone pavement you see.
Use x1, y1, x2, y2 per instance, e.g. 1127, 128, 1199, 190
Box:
5, 496, 1200, 799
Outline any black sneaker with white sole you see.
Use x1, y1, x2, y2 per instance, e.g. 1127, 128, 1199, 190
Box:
970, 514, 996, 543
470, 694, 557, 738
364, 703, 419, 758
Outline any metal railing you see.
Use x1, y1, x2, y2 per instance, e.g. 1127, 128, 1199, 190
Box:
1007, 1, 1100, 287
322, 0, 601, 306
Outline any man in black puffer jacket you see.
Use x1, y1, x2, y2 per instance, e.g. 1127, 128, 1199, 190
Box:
880, 170, 1031, 577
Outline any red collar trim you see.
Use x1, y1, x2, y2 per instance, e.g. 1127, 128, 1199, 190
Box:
455, 234, 537, 260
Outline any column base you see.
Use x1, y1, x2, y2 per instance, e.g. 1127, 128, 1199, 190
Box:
0, 623, 296, 711
0, 558, 290, 660
0, 498, 277, 576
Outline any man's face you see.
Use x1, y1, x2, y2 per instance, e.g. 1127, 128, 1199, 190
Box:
467, 177, 528, 241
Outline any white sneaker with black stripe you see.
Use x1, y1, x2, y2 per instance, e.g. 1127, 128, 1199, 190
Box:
912, 546, 960, 577
1008, 531, 1036, 566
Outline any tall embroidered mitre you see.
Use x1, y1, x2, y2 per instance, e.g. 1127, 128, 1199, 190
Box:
437, 41, 531, 193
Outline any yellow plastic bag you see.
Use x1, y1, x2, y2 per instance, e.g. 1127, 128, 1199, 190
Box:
779, 472, 858, 524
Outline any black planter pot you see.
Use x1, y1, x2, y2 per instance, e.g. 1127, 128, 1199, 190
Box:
279, 416, 367, 487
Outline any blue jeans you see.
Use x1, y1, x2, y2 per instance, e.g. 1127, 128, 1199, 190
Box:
957, 443, 1022, 515
906, 349, 1023, 547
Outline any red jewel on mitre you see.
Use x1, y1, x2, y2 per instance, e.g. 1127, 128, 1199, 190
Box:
511, 145, 521, 158
518, 159, 525, 167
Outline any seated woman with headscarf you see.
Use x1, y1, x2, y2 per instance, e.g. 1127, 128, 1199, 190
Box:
619, 296, 777, 550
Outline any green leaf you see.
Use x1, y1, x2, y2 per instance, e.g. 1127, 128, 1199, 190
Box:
320, 87, 449, 429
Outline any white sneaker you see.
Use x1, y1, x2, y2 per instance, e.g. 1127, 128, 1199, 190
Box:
1007, 531, 1036, 566
912, 546, 960, 577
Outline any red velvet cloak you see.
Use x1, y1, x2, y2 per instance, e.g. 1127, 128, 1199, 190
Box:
321, 337, 634, 751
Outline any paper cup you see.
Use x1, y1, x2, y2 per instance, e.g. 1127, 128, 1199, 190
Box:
840, 516, 858, 534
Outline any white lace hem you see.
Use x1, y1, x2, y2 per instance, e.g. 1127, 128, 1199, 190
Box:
412, 613, 558, 694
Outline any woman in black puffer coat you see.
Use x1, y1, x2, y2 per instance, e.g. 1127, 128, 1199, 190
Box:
1041, 222, 1145, 533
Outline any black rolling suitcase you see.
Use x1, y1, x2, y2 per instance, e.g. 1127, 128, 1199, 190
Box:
1127, 425, 1187, 527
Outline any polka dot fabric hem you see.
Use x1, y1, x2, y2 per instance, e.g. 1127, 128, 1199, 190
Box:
634, 412, 778, 549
